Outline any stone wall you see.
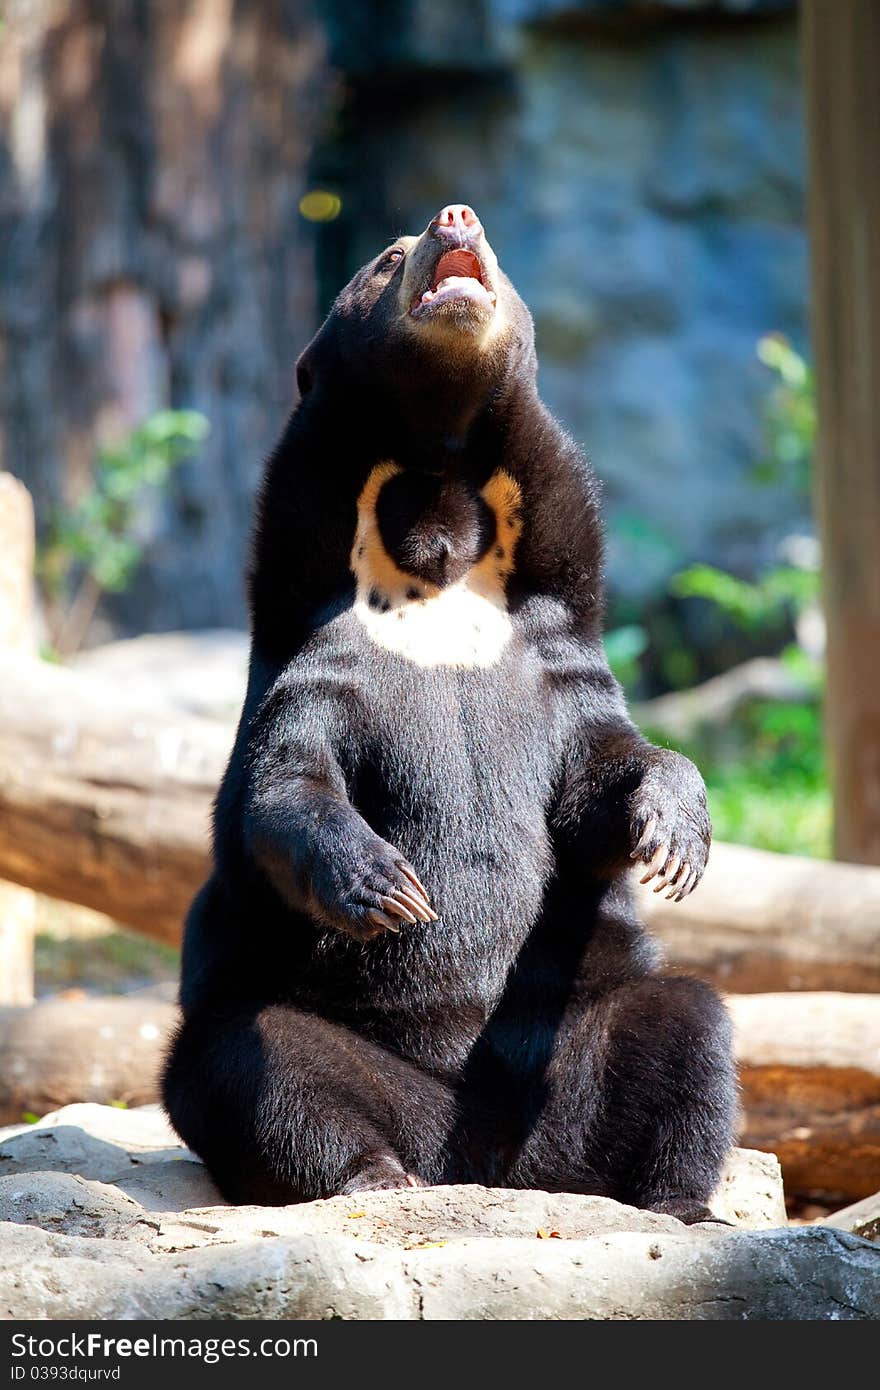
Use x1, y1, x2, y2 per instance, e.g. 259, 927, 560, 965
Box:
0, 0, 806, 634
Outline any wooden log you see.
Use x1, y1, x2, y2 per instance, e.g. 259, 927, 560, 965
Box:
632, 657, 813, 743
730, 993, 880, 1201
641, 841, 880, 994
0, 653, 224, 945
0, 996, 178, 1125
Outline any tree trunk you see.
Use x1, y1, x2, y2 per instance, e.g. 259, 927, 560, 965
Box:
802, 1, 880, 864
0, 0, 327, 637
0, 474, 37, 1004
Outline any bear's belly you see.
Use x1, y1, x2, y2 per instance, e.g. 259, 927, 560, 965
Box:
289, 616, 566, 1058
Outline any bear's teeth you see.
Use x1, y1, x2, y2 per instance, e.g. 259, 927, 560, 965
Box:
435, 275, 476, 291
418, 279, 497, 308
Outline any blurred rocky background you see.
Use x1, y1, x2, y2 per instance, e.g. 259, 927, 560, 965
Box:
0, 0, 807, 644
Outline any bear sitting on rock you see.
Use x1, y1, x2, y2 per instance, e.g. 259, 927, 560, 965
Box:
163, 203, 736, 1222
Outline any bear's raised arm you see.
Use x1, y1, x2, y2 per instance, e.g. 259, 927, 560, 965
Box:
238, 671, 437, 939
552, 661, 712, 901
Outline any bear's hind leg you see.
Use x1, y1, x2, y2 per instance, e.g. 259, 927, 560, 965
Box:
508, 974, 737, 1222
162, 1003, 456, 1204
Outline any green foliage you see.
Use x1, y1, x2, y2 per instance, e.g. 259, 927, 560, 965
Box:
671, 335, 818, 643
755, 333, 815, 493
669, 333, 817, 653
671, 562, 820, 634
604, 623, 648, 689
634, 333, 827, 857
38, 410, 209, 655
41, 410, 208, 596
644, 697, 831, 859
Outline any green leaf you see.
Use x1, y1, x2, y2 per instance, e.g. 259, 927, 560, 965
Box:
35, 408, 210, 647
604, 624, 648, 688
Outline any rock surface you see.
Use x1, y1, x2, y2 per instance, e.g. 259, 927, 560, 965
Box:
0, 1103, 876, 1320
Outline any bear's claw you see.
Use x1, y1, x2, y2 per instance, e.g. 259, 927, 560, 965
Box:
397, 860, 433, 905
637, 841, 701, 901
629, 753, 711, 903
315, 833, 438, 940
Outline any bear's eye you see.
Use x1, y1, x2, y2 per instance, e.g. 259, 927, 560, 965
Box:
383, 248, 405, 268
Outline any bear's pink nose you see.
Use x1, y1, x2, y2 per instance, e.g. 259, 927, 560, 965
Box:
433, 204, 481, 239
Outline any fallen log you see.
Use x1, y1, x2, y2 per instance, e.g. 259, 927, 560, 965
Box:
641, 841, 880, 993
0, 653, 224, 944
1, 653, 880, 995
0, 996, 178, 1124
0, 472, 38, 1004
730, 992, 880, 1201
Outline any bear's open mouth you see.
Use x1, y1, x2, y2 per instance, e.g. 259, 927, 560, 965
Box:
411, 249, 497, 318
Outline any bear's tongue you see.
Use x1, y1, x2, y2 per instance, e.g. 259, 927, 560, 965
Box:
431, 249, 482, 289
416, 248, 496, 312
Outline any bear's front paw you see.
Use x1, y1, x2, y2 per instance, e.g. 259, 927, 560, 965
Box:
629, 752, 711, 902
310, 832, 437, 940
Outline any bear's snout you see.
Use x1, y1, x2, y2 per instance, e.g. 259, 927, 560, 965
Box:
431, 204, 482, 245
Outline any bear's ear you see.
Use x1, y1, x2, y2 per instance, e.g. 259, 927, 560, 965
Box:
295, 348, 314, 399
295, 320, 337, 402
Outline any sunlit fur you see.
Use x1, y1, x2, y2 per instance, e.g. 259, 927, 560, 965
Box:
163, 209, 736, 1220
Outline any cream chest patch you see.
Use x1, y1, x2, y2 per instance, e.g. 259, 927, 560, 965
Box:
350, 463, 522, 669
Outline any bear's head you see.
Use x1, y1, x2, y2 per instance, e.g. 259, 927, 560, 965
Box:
295, 204, 536, 418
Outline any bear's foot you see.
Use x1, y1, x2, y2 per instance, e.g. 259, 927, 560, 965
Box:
645, 1198, 731, 1226
340, 1151, 424, 1195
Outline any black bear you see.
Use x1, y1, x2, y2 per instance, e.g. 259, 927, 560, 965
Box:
163, 203, 736, 1221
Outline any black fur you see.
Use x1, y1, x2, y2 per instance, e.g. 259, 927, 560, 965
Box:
163, 208, 736, 1220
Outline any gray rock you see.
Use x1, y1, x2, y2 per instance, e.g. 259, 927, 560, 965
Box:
0, 1103, 877, 1319
0, 1223, 413, 1321
0, 1211, 876, 1321
0, 1103, 189, 1183
0, 1171, 143, 1239
405, 1228, 878, 1321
